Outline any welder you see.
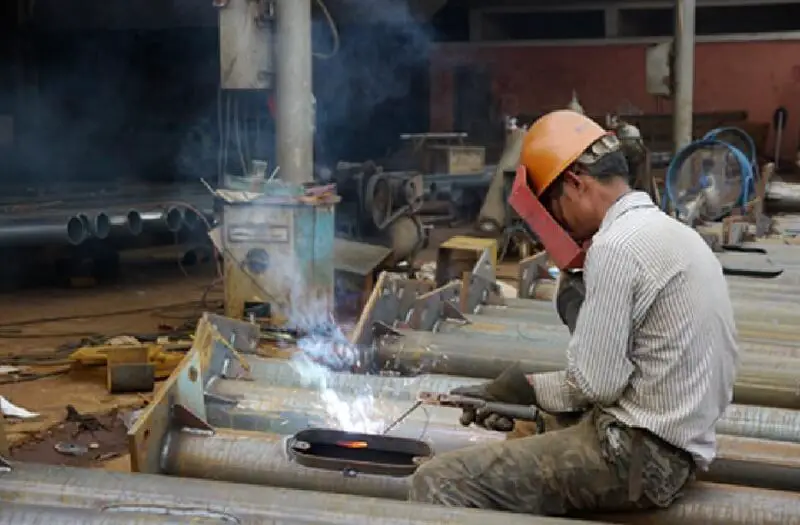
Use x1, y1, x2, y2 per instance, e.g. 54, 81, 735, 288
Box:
408, 110, 739, 516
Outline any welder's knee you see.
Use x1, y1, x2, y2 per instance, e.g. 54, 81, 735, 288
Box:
408, 454, 468, 504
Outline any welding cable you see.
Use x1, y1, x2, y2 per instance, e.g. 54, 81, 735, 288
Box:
313, 0, 340, 60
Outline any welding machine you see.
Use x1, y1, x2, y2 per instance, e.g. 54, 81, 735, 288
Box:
218, 181, 339, 327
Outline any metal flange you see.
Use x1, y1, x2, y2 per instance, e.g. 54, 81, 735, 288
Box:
517, 252, 555, 300
407, 282, 468, 331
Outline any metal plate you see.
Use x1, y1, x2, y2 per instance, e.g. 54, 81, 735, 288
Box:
349, 273, 432, 346
128, 349, 206, 474
517, 252, 554, 299
407, 282, 465, 331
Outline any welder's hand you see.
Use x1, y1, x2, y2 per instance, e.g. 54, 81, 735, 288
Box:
450, 363, 537, 432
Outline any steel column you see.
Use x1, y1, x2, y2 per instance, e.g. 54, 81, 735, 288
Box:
673, 0, 696, 150
275, 0, 314, 183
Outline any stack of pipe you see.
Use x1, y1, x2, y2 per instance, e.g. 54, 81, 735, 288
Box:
0, 184, 215, 248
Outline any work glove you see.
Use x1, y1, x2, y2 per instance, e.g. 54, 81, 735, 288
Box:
449, 363, 538, 432
555, 271, 585, 334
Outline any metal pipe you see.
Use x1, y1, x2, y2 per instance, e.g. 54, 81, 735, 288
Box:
109, 210, 144, 237
230, 359, 800, 443
596, 482, 800, 525
0, 216, 87, 247
275, 0, 313, 184
78, 212, 111, 240
163, 428, 411, 499
373, 329, 800, 409
709, 435, 800, 492
0, 504, 221, 524
161, 422, 800, 494
673, 0, 696, 150
0, 462, 605, 525
478, 301, 800, 332
207, 382, 502, 452
140, 207, 184, 234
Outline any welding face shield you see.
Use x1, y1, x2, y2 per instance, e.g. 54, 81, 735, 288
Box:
512, 111, 622, 269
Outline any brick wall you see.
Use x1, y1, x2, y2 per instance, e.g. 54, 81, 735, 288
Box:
430, 40, 800, 157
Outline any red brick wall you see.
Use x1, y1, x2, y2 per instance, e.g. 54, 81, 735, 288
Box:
430, 40, 800, 157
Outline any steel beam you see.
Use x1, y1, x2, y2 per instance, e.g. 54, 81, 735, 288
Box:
275, 0, 313, 183
673, 0, 696, 151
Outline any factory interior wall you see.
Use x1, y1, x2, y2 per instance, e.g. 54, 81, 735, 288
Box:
429, 39, 800, 157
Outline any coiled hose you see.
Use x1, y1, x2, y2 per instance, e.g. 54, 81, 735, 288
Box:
663, 128, 756, 218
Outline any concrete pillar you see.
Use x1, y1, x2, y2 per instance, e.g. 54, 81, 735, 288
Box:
275, 0, 314, 184
672, 0, 696, 151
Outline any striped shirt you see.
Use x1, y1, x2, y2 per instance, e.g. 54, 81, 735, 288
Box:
532, 191, 740, 470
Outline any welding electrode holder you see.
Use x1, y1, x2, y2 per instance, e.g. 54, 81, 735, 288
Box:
419, 393, 546, 434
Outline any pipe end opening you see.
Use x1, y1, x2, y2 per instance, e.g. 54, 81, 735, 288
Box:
165, 207, 184, 233
67, 216, 87, 245
94, 213, 111, 240
127, 210, 143, 236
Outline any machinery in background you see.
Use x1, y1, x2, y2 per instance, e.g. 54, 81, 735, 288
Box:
323, 161, 426, 265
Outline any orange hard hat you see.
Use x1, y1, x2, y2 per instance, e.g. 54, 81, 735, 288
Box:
520, 110, 608, 196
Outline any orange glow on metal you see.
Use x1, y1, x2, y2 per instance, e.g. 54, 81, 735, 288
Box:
336, 440, 369, 449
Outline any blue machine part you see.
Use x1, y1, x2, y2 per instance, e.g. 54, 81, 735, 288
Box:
663, 128, 756, 221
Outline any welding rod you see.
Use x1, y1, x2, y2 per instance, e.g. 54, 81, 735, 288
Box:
382, 400, 423, 435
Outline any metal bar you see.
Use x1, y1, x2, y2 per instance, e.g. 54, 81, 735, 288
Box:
275, 0, 313, 183
0, 462, 612, 525
673, 0, 696, 151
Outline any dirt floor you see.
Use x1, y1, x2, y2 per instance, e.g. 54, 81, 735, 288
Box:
0, 233, 523, 472
0, 250, 221, 471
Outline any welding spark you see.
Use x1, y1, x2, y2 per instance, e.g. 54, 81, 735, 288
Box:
288, 321, 384, 434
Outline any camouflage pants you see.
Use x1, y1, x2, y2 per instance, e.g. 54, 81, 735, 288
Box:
408, 408, 694, 515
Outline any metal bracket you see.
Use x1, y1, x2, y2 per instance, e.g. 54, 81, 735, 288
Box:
173, 404, 214, 434
128, 348, 206, 474
372, 321, 403, 339
350, 273, 432, 346
407, 282, 467, 331
517, 252, 554, 299
461, 249, 503, 314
